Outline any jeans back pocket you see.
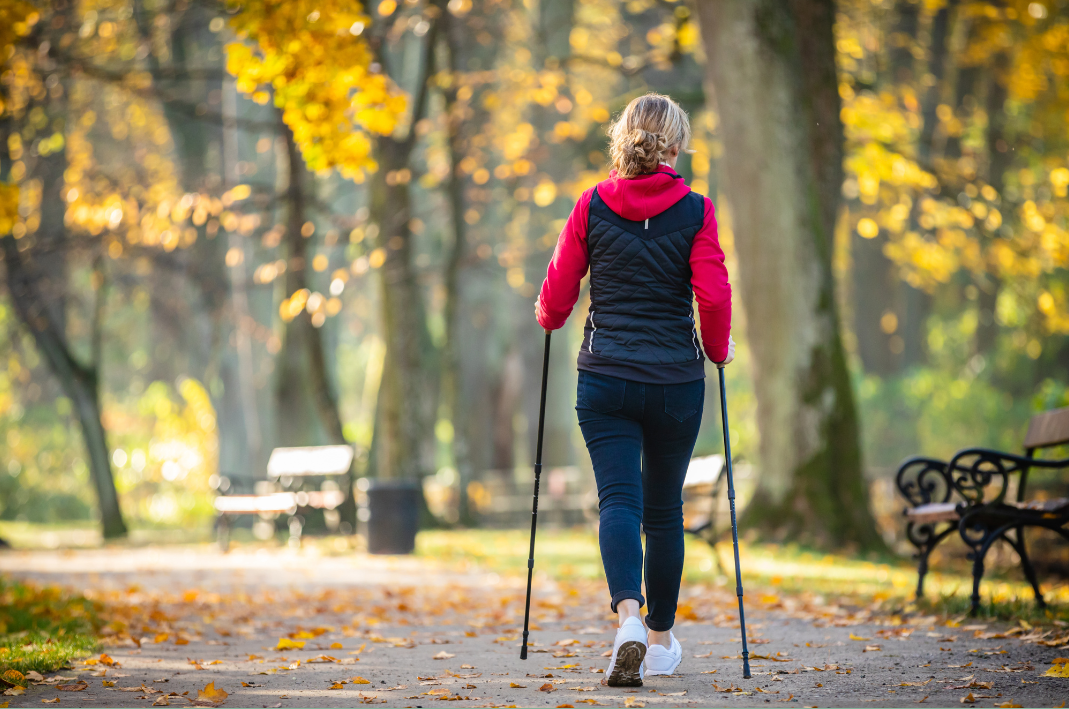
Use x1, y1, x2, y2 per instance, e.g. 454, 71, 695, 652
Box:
578, 371, 626, 413
664, 378, 705, 422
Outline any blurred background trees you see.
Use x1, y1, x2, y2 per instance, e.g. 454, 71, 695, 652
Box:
1, 0, 1068, 554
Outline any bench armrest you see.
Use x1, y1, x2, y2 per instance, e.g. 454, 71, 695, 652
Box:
896, 457, 953, 507
946, 447, 1069, 505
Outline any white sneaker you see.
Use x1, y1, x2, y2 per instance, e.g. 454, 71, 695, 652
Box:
644, 631, 682, 675
606, 616, 647, 687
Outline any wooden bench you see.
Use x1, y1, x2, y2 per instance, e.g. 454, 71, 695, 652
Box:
214, 492, 299, 551
896, 406, 1069, 614
213, 445, 354, 551
682, 454, 727, 547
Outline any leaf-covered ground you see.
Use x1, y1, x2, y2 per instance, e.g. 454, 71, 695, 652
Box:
0, 531, 1066, 708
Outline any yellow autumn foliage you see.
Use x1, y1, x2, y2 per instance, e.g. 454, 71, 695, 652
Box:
226, 0, 407, 179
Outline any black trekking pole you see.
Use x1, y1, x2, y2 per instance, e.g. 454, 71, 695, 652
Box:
718, 364, 751, 679
520, 329, 552, 660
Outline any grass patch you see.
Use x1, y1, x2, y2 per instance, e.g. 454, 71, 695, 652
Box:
0, 577, 99, 676
417, 529, 1069, 625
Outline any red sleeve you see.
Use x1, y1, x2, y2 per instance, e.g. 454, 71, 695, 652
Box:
536, 188, 593, 330
691, 197, 732, 362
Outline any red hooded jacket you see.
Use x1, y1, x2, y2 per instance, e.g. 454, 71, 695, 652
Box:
536, 165, 732, 364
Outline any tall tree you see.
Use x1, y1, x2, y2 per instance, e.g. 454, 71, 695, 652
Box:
697, 0, 880, 548
0, 0, 127, 538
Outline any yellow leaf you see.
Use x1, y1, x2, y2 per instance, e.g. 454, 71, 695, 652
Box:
623, 698, 645, 708
276, 638, 305, 650
350, 677, 371, 685
849, 633, 870, 641
175, 638, 189, 646
197, 681, 228, 703
993, 703, 1022, 708
539, 683, 555, 692
510, 683, 526, 688
330, 683, 345, 690
330, 642, 344, 649
0, 701, 8, 707
1043, 664, 1069, 678
293, 631, 316, 639
102, 680, 115, 688
154, 633, 169, 644
433, 651, 456, 659
960, 693, 975, 704
42, 699, 60, 704
1, 671, 25, 688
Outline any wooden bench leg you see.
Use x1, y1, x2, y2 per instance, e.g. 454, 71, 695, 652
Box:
217, 514, 231, 553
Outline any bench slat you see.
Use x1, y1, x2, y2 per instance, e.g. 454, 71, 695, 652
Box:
214, 493, 297, 514
906, 502, 960, 524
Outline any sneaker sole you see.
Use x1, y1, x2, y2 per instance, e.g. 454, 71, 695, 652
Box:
607, 640, 646, 687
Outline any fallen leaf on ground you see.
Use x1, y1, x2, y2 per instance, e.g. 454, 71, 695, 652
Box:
570, 687, 596, 692
778, 695, 794, 703
461, 664, 476, 669
849, 633, 871, 641
863, 645, 882, 652
2, 689, 24, 697
539, 684, 555, 692
152, 697, 170, 706
1044, 663, 1069, 678
330, 683, 344, 690
307, 655, 337, 663
276, 638, 304, 650
330, 642, 344, 649
102, 681, 115, 688
56, 682, 87, 692
1, 671, 25, 688
24, 672, 43, 683
350, 677, 371, 684
510, 683, 527, 688
196, 681, 228, 704
433, 651, 456, 660
623, 699, 644, 708
0, 700, 8, 707
916, 697, 928, 704
557, 705, 575, 708
993, 703, 1022, 708
41, 699, 59, 704
154, 633, 169, 644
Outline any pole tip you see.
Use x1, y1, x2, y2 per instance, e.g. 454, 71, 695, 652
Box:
742, 660, 751, 679
520, 645, 528, 660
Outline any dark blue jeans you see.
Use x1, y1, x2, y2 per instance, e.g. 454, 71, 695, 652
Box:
576, 369, 704, 631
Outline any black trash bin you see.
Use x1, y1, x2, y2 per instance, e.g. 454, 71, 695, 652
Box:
366, 480, 420, 554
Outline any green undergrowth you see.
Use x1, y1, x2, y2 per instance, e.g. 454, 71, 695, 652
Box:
0, 576, 99, 676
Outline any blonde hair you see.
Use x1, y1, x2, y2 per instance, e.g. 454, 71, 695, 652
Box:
608, 93, 691, 178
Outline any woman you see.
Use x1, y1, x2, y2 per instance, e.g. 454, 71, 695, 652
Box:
536, 93, 734, 686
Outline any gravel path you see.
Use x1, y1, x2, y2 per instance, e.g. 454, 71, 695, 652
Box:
2, 546, 1066, 708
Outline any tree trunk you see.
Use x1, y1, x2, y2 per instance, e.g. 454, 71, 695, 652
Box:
697, 0, 880, 548
1, 235, 127, 538
369, 136, 438, 480
976, 51, 1009, 356
276, 120, 347, 447
440, 8, 474, 522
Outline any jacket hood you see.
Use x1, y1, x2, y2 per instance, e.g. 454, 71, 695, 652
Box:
597, 164, 692, 222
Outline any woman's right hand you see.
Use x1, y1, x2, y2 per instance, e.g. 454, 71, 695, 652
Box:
716, 336, 736, 368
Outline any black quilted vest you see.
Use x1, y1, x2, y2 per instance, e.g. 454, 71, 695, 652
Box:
576, 186, 707, 384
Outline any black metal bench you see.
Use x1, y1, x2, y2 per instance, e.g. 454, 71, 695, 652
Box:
896, 406, 1069, 614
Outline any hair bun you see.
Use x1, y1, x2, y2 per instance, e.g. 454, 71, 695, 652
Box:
623, 129, 665, 174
